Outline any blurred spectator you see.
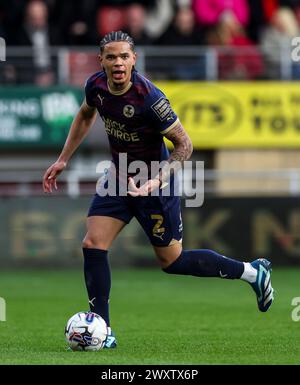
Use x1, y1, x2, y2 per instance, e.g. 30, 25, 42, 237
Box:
124, 3, 152, 45
281, 0, 300, 10
207, 12, 264, 79
144, 0, 174, 39
247, 0, 300, 39
13, 0, 58, 85
156, 5, 204, 45
260, 7, 300, 79
247, 0, 269, 42
96, 1, 165, 43
0, 5, 6, 40
53, 1, 97, 45
155, 6, 205, 79
96, 5, 127, 38
95, 0, 173, 42
0, 0, 26, 45
0, 64, 17, 85
192, 0, 250, 27
280, 0, 300, 26
261, 0, 279, 21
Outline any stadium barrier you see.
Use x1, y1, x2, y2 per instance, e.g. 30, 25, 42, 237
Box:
2, 45, 300, 84
0, 196, 299, 267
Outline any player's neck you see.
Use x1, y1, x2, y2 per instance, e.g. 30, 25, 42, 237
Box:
107, 79, 132, 95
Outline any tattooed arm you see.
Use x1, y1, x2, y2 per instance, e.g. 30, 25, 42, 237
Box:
160, 120, 193, 179
165, 121, 193, 162
128, 121, 193, 196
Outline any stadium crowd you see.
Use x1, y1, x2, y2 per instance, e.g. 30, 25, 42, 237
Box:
1, 0, 300, 83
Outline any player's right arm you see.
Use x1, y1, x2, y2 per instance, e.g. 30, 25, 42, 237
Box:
43, 100, 97, 193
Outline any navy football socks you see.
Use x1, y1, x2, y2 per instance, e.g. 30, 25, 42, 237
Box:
82, 248, 244, 327
83, 248, 111, 326
163, 249, 244, 279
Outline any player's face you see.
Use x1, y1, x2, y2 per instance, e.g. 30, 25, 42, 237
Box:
100, 42, 137, 90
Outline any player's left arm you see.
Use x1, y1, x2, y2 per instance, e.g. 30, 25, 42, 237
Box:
164, 120, 193, 162
128, 121, 193, 196
154, 120, 193, 186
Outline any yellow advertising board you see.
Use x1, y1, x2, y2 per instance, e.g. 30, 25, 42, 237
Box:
156, 82, 300, 148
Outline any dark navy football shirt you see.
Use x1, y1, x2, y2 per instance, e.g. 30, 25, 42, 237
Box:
85, 69, 179, 176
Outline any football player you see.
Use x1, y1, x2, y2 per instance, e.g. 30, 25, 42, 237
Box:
43, 31, 274, 348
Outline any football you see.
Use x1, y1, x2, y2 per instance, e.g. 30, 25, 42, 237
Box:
65, 311, 108, 351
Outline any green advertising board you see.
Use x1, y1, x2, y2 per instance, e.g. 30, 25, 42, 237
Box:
0, 87, 84, 147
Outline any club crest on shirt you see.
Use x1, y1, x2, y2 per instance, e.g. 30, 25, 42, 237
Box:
123, 105, 135, 118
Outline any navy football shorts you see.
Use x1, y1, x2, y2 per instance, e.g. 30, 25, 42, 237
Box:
88, 191, 183, 247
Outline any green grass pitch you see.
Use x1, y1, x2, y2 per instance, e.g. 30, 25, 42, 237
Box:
0, 268, 299, 365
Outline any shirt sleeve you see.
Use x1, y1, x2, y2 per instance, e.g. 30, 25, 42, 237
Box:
84, 77, 95, 108
144, 86, 179, 135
